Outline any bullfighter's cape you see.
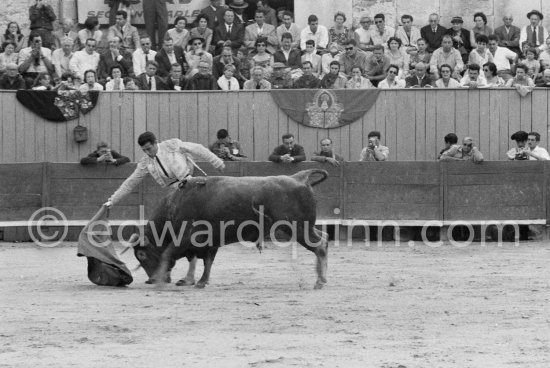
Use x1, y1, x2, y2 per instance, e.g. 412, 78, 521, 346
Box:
77, 205, 133, 286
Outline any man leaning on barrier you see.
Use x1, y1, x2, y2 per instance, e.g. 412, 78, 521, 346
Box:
311, 138, 343, 167
80, 141, 130, 166
440, 137, 484, 163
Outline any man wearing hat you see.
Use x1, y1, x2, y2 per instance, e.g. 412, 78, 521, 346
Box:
445, 16, 472, 63
269, 62, 293, 89
507, 131, 530, 160
440, 137, 484, 163
519, 10, 548, 52
227, 0, 249, 25
213, 8, 245, 55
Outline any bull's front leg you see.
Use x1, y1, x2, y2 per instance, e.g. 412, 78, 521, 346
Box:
153, 243, 178, 284
175, 256, 198, 286
195, 248, 219, 289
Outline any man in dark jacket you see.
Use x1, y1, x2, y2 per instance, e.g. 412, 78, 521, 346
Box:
269, 133, 306, 163
420, 13, 447, 53
80, 142, 130, 166
97, 36, 134, 84
187, 61, 217, 90
29, 0, 56, 49
445, 16, 471, 63
0, 63, 26, 90
154, 37, 186, 77
212, 9, 245, 55
405, 62, 433, 88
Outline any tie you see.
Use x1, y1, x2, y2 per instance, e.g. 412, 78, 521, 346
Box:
432, 26, 436, 33
256, 83, 261, 89
228, 80, 231, 90
532, 26, 537, 45
144, 51, 149, 66
228, 25, 232, 34
155, 156, 169, 177
148, 76, 152, 90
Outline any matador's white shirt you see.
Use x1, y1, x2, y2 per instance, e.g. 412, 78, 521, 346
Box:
109, 139, 224, 205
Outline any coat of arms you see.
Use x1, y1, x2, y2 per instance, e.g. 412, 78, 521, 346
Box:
306, 90, 344, 128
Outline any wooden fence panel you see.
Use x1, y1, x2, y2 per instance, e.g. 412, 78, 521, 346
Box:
0, 163, 44, 220
414, 90, 426, 160
396, 91, 416, 161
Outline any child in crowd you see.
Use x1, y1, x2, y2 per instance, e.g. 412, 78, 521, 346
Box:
217, 64, 240, 91
520, 48, 540, 79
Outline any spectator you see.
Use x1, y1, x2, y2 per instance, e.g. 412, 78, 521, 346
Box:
339, 39, 367, 78
217, 64, 239, 90
132, 36, 156, 76
108, 10, 141, 53
256, 0, 277, 26
408, 38, 431, 71
385, 36, 409, 78
245, 9, 278, 54
249, 37, 273, 77
185, 36, 213, 78
301, 40, 321, 77
405, 62, 433, 88
519, 48, 540, 79
80, 141, 130, 166
53, 18, 78, 50
329, 11, 351, 47
420, 13, 447, 53
395, 14, 421, 54
0, 42, 19, 73
470, 12, 493, 49
18, 33, 53, 88
190, 14, 214, 53
371, 13, 395, 48
320, 43, 341, 78
360, 131, 389, 161
526, 132, 550, 160
539, 37, 550, 64
79, 69, 103, 92
483, 62, 505, 87
300, 14, 328, 53
210, 129, 246, 161
69, 38, 100, 81
438, 133, 459, 159
276, 11, 300, 49
440, 137, 484, 163
460, 64, 487, 88
105, 65, 125, 91
213, 9, 245, 55
77, 17, 102, 51
228, 0, 248, 25
469, 35, 493, 68
446, 16, 471, 64
244, 66, 271, 89
274, 32, 302, 78
487, 35, 516, 81
519, 10, 548, 52
365, 44, 391, 86
268, 61, 292, 89
494, 15, 521, 55
200, 0, 227, 30
155, 37, 186, 78
165, 63, 185, 90
429, 35, 464, 79
269, 133, 306, 163
311, 138, 343, 166
378, 64, 405, 88
505, 64, 535, 95
536, 69, 550, 87
354, 16, 374, 53
345, 65, 373, 89
276, 7, 286, 26
123, 76, 139, 90
51, 37, 74, 80
97, 36, 134, 84
212, 46, 245, 82
56, 72, 78, 90
136, 60, 167, 90
186, 60, 216, 90
1, 22, 27, 53
107, 0, 133, 26
167, 16, 190, 50
142, 0, 168, 50
0, 63, 26, 90
507, 131, 530, 160
434, 64, 460, 88
294, 61, 321, 89
29, 0, 56, 50
32, 72, 53, 90
320, 60, 346, 89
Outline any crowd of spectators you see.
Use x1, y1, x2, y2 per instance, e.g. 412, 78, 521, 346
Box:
2, 1, 550, 91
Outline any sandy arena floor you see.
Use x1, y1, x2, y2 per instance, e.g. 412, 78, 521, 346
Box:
1, 240, 549, 368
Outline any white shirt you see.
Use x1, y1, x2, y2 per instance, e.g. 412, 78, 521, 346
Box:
132, 48, 157, 76
167, 51, 177, 65
519, 25, 549, 51
217, 76, 239, 90
69, 50, 100, 79
378, 78, 405, 89
490, 46, 516, 71
529, 146, 550, 160
147, 75, 157, 91
79, 82, 104, 92
394, 26, 421, 48
460, 74, 487, 88
51, 48, 73, 77
370, 26, 396, 48
105, 78, 125, 91
300, 25, 329, 51
18, 47, 52, 73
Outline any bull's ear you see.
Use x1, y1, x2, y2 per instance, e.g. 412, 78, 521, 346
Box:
136, 249, 148, 261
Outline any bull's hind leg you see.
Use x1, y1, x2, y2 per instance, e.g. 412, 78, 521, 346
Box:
175, 256, 197, 286
195, 248, 219, 289
296, 225, 328, 289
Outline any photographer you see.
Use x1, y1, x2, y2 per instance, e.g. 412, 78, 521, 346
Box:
18, 33, 54, 88
506, 131, 530, 160
29, 0, 56, 50
80, 142, 130, 166
441, 137, 484, 163
360, 131, 389, 161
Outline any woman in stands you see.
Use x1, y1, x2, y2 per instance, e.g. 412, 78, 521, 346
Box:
345, 65, 373, 89
0, 41, 18, 73
78, 17, 102, 50
31, 72, 53, 90
250, 37, 273, 79
469, 34, 493, 69
1, 22, 27, 53
301, 40, 321, 77
482, 62, 505, 87
189, 14, 213, 54
408, 38, 431, 71
320, 60, 347, 89
167, 16, 190, 50
385, 36, 409, 78
79, 69, 104, 92
185, 36, 213, 78
505, 64, 535, 87
470, 12, 493, 49
329, 11, 351, 47
105, 65, 125, 91
435, 64, 460, 88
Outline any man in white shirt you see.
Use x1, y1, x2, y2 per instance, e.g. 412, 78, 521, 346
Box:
276, 11, 300, 49
526, 132, 550, 160
460, 64, 487, 88
244, 10, 278, 54
18, 33, 53, 76
371, 13, 395, 47
300, 14, 328, 53
69, 38, 100, 80
519, 10, 549, 52
132, 36, 157, 76
487, 35, 517, 80
429, 35, 464, 79
51, 36, 74, 79
395, 14, 421, 53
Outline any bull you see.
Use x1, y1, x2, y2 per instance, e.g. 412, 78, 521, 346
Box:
132, 169, 330, 289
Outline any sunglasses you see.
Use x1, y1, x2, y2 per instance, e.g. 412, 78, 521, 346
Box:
375, 20, 383, 24
345, 47, 353, 51
463, 143, 472, 147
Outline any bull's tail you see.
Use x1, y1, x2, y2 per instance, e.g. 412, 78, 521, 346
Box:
291, 169, 329, 187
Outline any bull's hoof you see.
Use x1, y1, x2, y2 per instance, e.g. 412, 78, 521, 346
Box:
313, 281, 326, 290
194, 282, 207, 289
175, 278, 196, 286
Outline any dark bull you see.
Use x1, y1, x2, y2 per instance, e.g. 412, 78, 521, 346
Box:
133, 169, 330, 289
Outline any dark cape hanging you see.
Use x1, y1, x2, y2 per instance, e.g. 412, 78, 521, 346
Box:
16, 90, 99, 122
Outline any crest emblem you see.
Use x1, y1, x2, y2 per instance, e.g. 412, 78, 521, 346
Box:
306, 90, 344, 128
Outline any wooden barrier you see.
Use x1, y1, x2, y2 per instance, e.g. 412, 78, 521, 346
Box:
1, 89, 550, 163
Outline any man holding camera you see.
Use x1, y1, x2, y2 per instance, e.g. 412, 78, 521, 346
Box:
441, 137, 484, 163
18, 33, 54, 88
360, 131, 389, 161
80, 142, 130, 166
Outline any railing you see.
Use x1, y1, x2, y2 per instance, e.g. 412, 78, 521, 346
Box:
1, 89, 549, 163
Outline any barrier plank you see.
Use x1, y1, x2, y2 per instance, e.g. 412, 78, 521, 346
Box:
520, 89, 532, 132
454, 89, 469, 143
109, 91, 122, 151
120, 92, 135, 161
133, 93, 147, 160
197, 93, 210, 147
396, 91, 416, 161
488, 90, 501, 159
479, 90, 490, 155
531, 89, 548, 146
385, 90, 398, 161
425, 90, 437, 160
468, 89, 481, 144
414, 90, 426, 160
